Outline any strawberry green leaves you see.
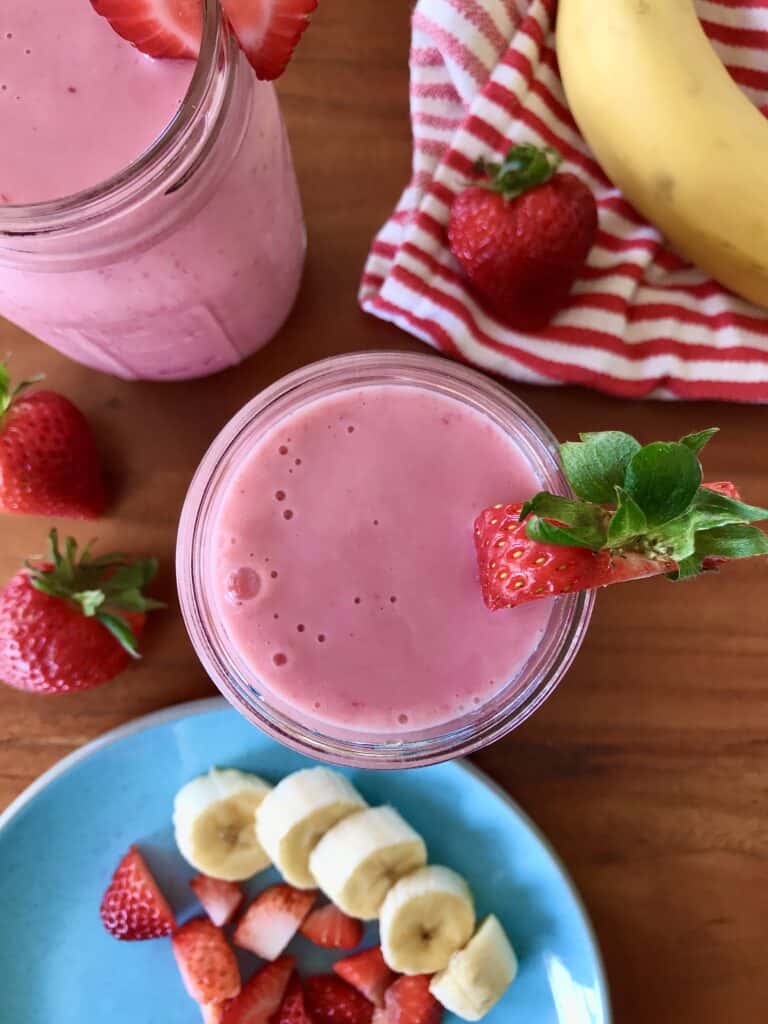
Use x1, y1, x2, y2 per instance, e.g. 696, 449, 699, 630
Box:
560, 431, 640, 504
522, 428, 768, 580
0, 361, 43, 419
28, 530, 164, 657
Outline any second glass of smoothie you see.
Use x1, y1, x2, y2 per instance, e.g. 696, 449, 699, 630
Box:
0, 0, 305, 380
177, 352, 593, 767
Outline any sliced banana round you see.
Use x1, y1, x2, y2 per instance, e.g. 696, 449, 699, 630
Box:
429, 915, 518, 1021
173, 768, 272, 882
255, 767, 367, 889
309, 805, 427, 920
379, 864, 475, 975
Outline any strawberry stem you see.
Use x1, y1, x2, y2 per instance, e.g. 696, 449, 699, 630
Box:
476, 144, 562, 200
27, 530, 165, 658
520, 429, 768, 579
0, 360, 44, 420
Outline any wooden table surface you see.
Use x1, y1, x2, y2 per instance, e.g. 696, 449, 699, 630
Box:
2, 3, 767, 1020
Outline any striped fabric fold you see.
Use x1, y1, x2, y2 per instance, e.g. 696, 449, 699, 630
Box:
359, 0, 768, 401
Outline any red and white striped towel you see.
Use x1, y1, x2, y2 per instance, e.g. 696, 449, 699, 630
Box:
359, 0, 768, 401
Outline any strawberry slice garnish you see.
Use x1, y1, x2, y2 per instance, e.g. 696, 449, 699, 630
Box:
304, 975, 374, 1024
372, 976, 442, 1024
224, 0, 318, 81
91, 0, 318, 81
191, 874, 245, 928
272, 973, 312, 1024
233, 884, 316, 961
221, 955, 295, 1024
100, 845, 176, 941
334, 947, 396, 1009
299, 903, 364, 950
475, 429, 768, 610
173, 917, 242, 1006
90, 0, 202, 59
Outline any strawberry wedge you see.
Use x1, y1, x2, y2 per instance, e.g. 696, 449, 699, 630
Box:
234, 884, 316, 960
475, 429, 768, 610
100, 845, 176, 941
172, 917, 242, 1006
90, 0, 318, 81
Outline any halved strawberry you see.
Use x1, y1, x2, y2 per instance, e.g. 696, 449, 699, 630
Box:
304, 975, 374, 1024
224, 0, 318, 81
233, 884, 316, 961
272, 973, 312, 1024
300, 903, 364, 950
90, 0, 202, 59
372, 976, 442, 1024
334, 947, 396, 1009
475, 501, 668, 610
99, 845, 175, 941
475, 429, 768, 610
221, 954, 295, 1024
92, 0, 317, 82
172, 917, 241, 1006
191, 875, 244, 928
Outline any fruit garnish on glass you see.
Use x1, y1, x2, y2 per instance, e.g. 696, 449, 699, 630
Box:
0, 530, 164, 694
91, 0, 319, 81
475, 428, 768, 610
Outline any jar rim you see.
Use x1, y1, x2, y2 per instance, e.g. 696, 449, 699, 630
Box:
0, 0, 232, 236
176, 351, 595, 769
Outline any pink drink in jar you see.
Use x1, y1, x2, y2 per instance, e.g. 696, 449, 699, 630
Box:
0, 0, 305, 380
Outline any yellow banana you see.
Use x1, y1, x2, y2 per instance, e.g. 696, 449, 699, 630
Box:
556, 0, 768, 310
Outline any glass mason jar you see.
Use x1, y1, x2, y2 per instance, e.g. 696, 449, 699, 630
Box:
177, 351, 594, 769
0, 0, 305, 381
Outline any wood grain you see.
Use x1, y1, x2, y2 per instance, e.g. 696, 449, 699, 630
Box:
1, 2, 766, 1020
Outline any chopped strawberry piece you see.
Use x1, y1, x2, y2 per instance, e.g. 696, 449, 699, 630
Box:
222, 955, 295, 1024
271, 972, 312, 1024
90, 0, 202, 59
202, 1003, 232, 1024
191, 874, 244, 927
99, 845, 175, 941
474, 502, 668, 610
304, 975, 374, 1024
172, 917, 241, 1006
223, 0, 318, 80
372, 976, 442, 1024
300, 903, 364, 950
334, 947, 396, 1008
234, 884, 316, 961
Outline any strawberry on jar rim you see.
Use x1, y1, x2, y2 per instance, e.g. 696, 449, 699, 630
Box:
448, 144, 597, 331
90, 0, 318, 81
0, 530, 164, 694
474, 427, 768, 611
0, 362, 105, 519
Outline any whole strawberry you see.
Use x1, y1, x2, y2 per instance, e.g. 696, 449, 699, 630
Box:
448, 144, 597, 331
0, 363, 105, 518
475, 428, 768, 610
0, 530, 163, 694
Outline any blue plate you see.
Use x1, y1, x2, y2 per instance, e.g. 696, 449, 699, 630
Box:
0, 699, 610, 1023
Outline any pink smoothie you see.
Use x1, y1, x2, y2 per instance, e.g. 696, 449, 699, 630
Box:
0, 4, 193, 202
212, 385, 554, 734
0, 1, 305, 381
